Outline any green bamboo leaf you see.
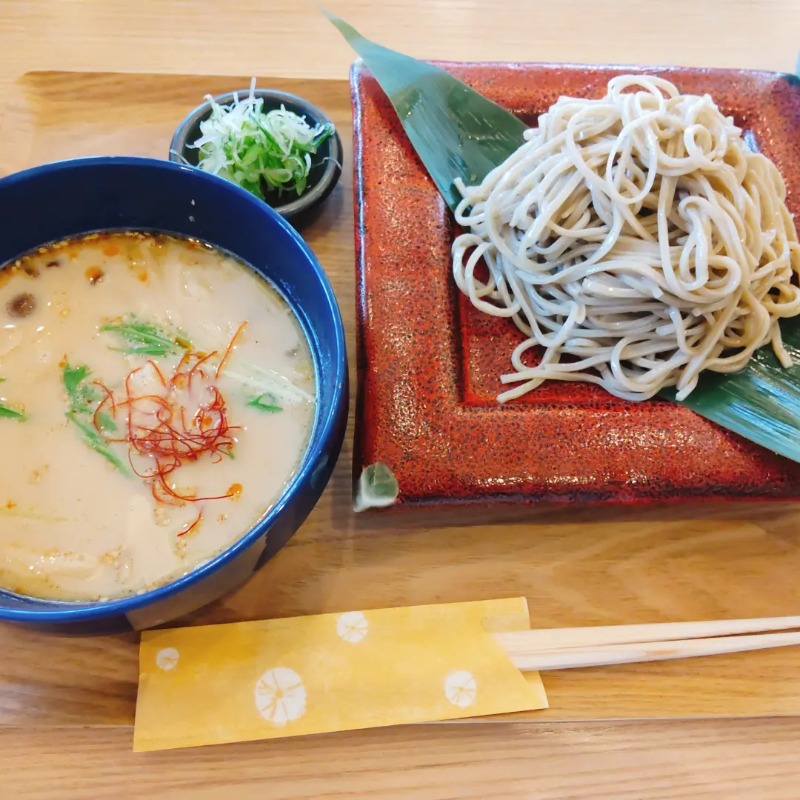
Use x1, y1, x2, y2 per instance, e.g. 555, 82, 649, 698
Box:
329, 14, 800, 463
354, 462, 400, 512
325, 11, 525, 210
663, 337, 800, 463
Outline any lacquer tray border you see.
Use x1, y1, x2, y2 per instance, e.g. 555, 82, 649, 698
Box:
351, 61, 800, 509
5, 69, 800, 729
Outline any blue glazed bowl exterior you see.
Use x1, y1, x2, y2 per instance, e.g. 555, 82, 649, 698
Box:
0, 157, 348, 630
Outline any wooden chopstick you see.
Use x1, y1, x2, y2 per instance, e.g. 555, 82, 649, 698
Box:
492, 616, 800, 671
494, 615, 800, 654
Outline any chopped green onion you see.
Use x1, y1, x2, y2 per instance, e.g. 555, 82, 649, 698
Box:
189, 79, 335, 200
224, 362, 314, 406
248, 392, 283, 413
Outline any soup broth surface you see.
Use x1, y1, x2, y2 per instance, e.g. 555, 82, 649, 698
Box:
0, 232, 315, 600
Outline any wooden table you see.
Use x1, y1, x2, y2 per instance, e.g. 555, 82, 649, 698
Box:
3, 1, 800, 797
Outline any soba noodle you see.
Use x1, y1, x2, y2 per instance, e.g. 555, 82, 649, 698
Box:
452, 75, 800, 402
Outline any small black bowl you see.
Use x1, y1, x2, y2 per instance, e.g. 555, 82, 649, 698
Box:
169, 89, 343, 221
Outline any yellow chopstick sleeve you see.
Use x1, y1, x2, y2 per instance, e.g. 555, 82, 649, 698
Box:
134, 597, 548, 751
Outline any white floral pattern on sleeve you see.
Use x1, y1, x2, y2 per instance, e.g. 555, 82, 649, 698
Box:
444, 671, 477, 707
155, 647, 179, 671
255, 667, 307, 726
336, 611, 369, 644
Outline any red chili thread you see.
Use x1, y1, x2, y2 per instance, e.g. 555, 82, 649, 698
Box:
216, 321, 247, 380
95, 324, 247, 507
92, 380, 117, 430
178, 510, 203, 538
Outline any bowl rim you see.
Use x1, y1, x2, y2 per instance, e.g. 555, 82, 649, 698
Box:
0, 155, 348, 622
168, 88, 344, 220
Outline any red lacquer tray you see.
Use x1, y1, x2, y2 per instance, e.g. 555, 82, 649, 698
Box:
351, 62, 800, 508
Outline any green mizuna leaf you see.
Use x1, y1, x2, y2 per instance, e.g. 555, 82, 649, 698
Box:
95, 410, 118, 433
62, 363, 128, 475
0, 403, 26, 421
329, 14, 800, 463
0, 377, 26, 420
100, 317, 189, 357
62, 363, 93, 402
65, 411, 129, 474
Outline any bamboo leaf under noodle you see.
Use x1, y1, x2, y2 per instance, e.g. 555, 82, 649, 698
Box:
325, 11, 526, 210
329, 13, 800, 464
662, 339, 800, 462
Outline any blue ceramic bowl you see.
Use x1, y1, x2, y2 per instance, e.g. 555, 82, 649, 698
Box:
0, 156, 348, 631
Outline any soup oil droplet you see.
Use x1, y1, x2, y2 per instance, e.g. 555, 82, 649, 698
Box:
29, 466, 48, 484
85, 267, 104, 285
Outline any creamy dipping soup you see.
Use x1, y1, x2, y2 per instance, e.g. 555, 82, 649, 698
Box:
0, 232, 315, 601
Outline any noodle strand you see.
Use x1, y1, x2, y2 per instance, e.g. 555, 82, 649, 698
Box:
452, 75, 800, 402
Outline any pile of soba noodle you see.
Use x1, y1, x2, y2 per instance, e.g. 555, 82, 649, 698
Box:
452, 75, 800, 402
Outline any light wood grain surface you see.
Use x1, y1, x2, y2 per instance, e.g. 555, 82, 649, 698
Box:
2, 1, 800, 798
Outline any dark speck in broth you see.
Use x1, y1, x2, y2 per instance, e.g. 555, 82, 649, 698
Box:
7, 293, 36, 318
46, 259, 61, 268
